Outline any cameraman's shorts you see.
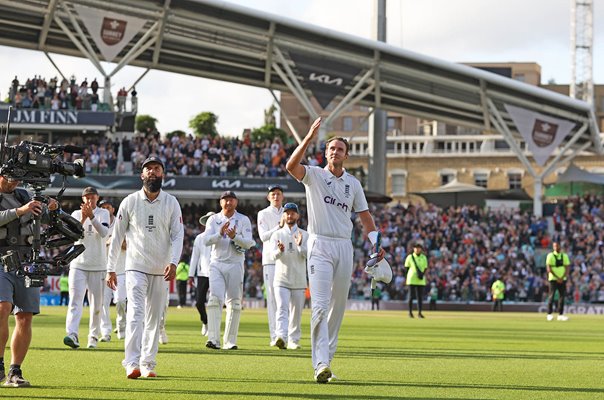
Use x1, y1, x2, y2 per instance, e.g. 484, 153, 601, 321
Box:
0, 270, 40, 314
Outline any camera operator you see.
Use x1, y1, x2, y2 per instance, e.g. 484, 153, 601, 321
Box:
0, 175, 57, 387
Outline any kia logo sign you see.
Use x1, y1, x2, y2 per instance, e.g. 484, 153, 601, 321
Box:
211, 180, 242, 189
308, 73, 343, 86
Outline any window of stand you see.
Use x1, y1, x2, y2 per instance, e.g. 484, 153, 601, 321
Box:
508, 172, 522, 189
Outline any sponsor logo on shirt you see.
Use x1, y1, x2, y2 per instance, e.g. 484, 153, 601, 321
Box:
324, 195, 349, 212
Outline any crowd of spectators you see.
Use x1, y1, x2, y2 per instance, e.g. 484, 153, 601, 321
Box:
174, 195, 603, 305
5, 75, 109, 111
60, 131, 324, 178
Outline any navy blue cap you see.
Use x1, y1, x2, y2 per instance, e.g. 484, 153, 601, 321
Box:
220, 191, 238, 200
142, 156, 164, 170
98, 199, 113, 208
268, 184, 283, 193
283, 202, 299, 213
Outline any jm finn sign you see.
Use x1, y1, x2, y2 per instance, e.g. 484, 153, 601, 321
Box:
0, 109, 115, 127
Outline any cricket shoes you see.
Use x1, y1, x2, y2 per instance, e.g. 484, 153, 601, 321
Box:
557, 315, 569, 321
223, 344, 238, 350
328, 373, 338, 383
126, 366, 141, 379
100, 334, 111, 342
63, 333, 80, 349
201, 324, 208, 336
274, 337, 286, 350
287, 342, 301, 350
117, 330, 126, 340
269, 339, 277, 347
3, 368, 30, 387
205, 340, 220, 350
141, 366, 157, 378
546, 314, 554, 321
314, 363, 332, 384
87, 337, 98, 349
159, 328, 168, 344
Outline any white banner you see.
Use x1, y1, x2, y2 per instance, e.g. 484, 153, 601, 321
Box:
73, 4, 147, 62
504, 104, 576, 166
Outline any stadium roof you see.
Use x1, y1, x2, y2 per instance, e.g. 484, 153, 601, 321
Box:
0, 0, 600, 159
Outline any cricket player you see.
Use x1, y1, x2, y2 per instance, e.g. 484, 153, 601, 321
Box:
99, 200, 127, 340
189, 211, 215, 336
64, 186, 110, 350
286, 117, 385, 383
204, 191, 255, 350
106, 156, 183, 379
270, 202, 308, 350
257, 184, 284, 346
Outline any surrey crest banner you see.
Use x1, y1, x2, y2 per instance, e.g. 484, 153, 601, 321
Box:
504, 104, 576, 166
73, 5, 147, 62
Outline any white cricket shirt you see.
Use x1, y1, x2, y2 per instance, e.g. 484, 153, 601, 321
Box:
257, 204, 283, 265
300, 165, 368, 239
203, 211, 255, 264
70, 207, 110, 271
107, 189, 184, 275
270, 224, 308, 289
189, 232, 211, 278
105, 219, 126, 275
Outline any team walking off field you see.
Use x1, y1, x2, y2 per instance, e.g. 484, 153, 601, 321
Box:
0, 117, 576, 388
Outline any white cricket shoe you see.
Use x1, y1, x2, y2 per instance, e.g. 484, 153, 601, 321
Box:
546, 314, 554, 321
201, 324, 208, 336
269, 339, 277, 347
141, 366, 157, 378
314, 364, 331, 384
117, 330, 126, 340
87, 337, 98, 349
159, 328, 168, 344
328, 373, 338, 383
287, 342, 301, 350
557, 315, 569, 321
100, 334, 111, 342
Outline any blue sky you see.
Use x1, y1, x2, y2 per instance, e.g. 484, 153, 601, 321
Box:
1, 0, 601, 136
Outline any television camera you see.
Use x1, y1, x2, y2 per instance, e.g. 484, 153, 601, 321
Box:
0, 107, 87, 287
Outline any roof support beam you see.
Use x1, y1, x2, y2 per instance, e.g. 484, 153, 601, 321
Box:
273, 46, 317, 119
269, 89, 302, 144
479, 80, 491, 131
44, 52, 67, 81
152, 0, 171, 66
62, 4, 106, 76
37, 0, 58, 50
324, 68, 374, 127
53, 14, 106, 75
109, 21, 160, 77
264, 22, 276, 87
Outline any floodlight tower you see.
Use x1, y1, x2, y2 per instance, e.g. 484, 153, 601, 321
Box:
570, 0, 594, 104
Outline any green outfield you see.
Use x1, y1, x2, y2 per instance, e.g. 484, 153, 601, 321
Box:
1, 307, 602, 400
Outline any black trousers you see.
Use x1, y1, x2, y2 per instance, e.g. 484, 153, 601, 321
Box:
492, 299, 503, 312
60, 291, 69, 306
177, 280, 188, 306
547, 280, 566, 315
408, 285, 424, 314
195, 276, 210, 325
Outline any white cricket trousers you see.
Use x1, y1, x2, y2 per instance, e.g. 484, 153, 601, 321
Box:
207, 261, 243, 346
263, 264, 277, 342
307, 236, 353, 370
101, 273, 127, 336
274, 286, 305, 345
123, 270, 167, 370
65, 268, 105, 340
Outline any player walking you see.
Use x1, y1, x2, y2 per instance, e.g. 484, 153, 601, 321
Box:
270, 202, 308, 350
204, 191, 255, 350
64, 187, 110, 349
286, 117, 385, 383
189, 211, 215, 336
257, 185, 284, 346
106, 156, 183, 379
